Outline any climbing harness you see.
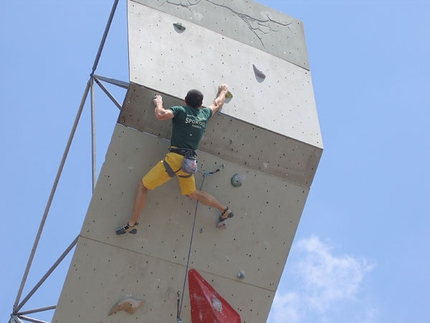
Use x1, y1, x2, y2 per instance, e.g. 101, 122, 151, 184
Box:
176, 164, 225, 322
164, 147, 198, 178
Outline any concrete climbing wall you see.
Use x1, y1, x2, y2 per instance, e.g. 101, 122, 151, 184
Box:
52, 1, 323, 322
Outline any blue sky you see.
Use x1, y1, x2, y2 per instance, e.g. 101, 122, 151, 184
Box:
1, 1, 429, 323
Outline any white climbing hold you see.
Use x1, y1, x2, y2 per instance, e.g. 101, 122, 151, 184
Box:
212, 296, 223, 312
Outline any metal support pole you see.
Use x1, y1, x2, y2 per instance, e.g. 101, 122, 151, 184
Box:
11, 316, 23, 323
91, 0, 120, 74
90, 78, 97, 191
17, 316, 49, 323
12, 0, 120, 317
16, 306, 56, 316
13, 81, 91, 312
93, 74, 129, 89
93, 77, 123, 110
15, 236, 78, 312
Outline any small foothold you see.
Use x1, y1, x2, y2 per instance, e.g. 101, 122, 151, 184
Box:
174, 22, 186, 31
108, 297, 144, 316
231, 173, 242, 187
216, 219, 228, 229
226, 91, 233, 99
253, 64, 266, 80
237, 270, 245, 279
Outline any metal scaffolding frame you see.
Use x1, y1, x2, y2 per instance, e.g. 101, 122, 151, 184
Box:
9, 1, 129, 322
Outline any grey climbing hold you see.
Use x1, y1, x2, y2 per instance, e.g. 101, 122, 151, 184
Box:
237, 270, 245, 279
231, 173, 242, 187
174, 22, 186, 31
253, 64, 266, 80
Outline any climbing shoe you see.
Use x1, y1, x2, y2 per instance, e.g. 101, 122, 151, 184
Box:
216, 207, 234, 229
116, 222, 138, 235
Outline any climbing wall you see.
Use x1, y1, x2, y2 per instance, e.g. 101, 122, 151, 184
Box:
52, 1, 323, 323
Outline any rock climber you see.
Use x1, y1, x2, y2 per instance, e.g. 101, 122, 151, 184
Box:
116, 84, 234, 235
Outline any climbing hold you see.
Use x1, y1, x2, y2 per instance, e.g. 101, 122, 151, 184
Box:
176, 291, 182, 322
174, 22, 186, 31
226, 91, 233, 99
212, 296, 223, 312
188, 269, 241, 323
231, 173, 242, 187
253, 64, 266, 80
108, 297, 144, 316
237, 270, 245, 279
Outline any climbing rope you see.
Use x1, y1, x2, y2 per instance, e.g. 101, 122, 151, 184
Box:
176, 164, 225, 322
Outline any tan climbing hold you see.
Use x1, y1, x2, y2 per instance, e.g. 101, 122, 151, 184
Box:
108, 297, 144, 316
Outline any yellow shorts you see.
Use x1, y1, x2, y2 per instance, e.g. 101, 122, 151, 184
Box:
142, 152, 196, 195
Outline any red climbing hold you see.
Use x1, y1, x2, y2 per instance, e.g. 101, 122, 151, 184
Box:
188, 269, 241, 323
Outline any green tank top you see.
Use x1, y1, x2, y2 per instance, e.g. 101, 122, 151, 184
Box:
169, 105, 213, 150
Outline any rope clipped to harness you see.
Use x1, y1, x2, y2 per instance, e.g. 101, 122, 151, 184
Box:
176, 164, 225, 322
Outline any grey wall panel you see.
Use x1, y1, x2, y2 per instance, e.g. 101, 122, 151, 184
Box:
78, 124, 308, 291
130, 0, 309, 69
127, 3, 322, 148
53, 124, 309, 322
119, 83, 322, 188
52, 237, 275, 323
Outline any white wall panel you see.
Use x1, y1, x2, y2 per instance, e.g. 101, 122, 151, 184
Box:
128, 4, 322, 148
130, 0, 310, 69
